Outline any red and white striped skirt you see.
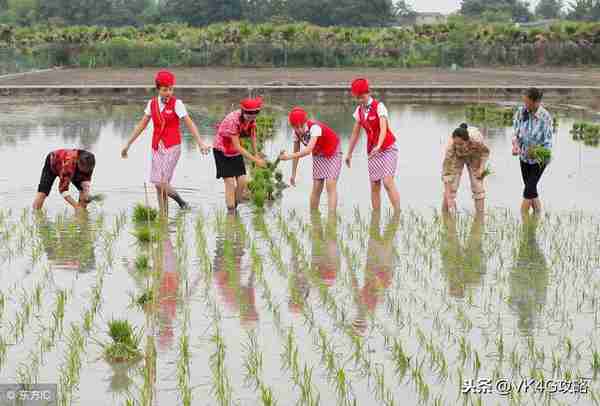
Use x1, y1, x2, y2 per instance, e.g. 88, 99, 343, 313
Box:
313, 148, 342, 180
150, 143, 181, 185
368, 145, 398, 182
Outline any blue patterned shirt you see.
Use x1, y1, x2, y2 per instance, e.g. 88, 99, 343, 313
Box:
513, 105, 553, 164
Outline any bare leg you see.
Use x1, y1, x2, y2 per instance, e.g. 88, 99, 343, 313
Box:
311, 180, 325, 211
156, 184, 169, 217
521, 198, 532, 216
32, 192, 47, 210
224, 177, 237, 210
325, 179, 338, 215
371, 180, 382, 211
236, 175, 249, 203
532, 198, 543, 214
474, 198, 485, 214
382, 176, 400, 213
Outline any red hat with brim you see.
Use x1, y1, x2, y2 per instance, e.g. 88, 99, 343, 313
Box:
351, 78, 369, 96
155, 70, 175, 88
288, 107, 308, 127
240, 96, 263, 112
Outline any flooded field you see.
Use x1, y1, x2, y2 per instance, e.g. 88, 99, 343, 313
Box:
0, 96, 599, 405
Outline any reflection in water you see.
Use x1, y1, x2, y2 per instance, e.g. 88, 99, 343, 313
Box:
310, 213, 340, 288
351, 211, 400, 335
213, 213, 258, 328
288, 246, 310, 315
156, 236, 179, 350
440, 214, 487, 298
35, 211, 96, 272
509, 215, 549, 335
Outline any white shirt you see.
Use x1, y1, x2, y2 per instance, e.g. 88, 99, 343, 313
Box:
144, 98, 188, 119
352, 97, 388, 122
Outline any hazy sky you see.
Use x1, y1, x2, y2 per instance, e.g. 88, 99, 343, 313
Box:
409, 0, 541, 14
409, 0, 462, 14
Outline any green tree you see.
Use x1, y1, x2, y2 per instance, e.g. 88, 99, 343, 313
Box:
460, 0, 532, 21
568, 0, 600, 20
165, 0, 242, 25
535, 0, 563, 18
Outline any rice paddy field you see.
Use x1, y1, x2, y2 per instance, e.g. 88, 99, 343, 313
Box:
0, 95, 600, 405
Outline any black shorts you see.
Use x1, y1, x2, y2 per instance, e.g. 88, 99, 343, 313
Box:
213, 149, 246, 179
520, 160, 547, 199
37, 153, 84, 195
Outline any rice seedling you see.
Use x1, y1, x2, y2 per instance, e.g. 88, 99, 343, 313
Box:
132, 289, 154, 311
247, 166, 287, 208
133, 203, 158, 225
177, 332, 192, 406
58, 324, 85, 406
103, 319, 143, 363
133, 224, 161, 244
209, 325, 234, 406
135, 254, 150, 272
528, 145, 552, 166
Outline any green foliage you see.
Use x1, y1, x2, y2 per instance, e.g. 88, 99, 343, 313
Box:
460, 0, 532, 21
571, 121, 600, 146
104, 319, 143, 363
5, 21, 600, 68
535, 0, 564, 19
247, 164, 286, 208
133, 204, 158, 225
528, 145, 552, 165
133, 225, 160, 244
134, 254, 150, 271
465, 105, 515, 127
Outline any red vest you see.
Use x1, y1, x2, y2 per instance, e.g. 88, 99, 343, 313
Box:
305, 120, 339, 157
357, 99, 395, 154
151, 97, 182, 151
218, 112, 256, 156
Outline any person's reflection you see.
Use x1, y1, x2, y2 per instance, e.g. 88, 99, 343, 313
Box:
289, 243, 310, 316
351, 211, 400, 335
509, 214, 549, 334
440, 213, 487, 298
310, 212, 340, 288
156, 235, 178, 350
35, 211, 96, 272
213, 213, 258, 328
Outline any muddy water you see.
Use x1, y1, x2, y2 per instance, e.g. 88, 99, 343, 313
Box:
0, 97, 599, 406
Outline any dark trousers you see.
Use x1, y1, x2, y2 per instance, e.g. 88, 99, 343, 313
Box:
520, 160, 546, 199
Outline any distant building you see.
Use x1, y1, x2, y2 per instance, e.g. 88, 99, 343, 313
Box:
395, 12, 448, 26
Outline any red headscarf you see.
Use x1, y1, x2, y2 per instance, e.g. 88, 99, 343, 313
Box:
240, 96, 263, 112
351, 78, 369, 96
155, 70, 175, 88
288, 107, 308, 127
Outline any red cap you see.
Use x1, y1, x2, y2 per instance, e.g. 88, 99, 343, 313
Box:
351, 78, 369, 96
155, 70, 175, 88
288, 107, 308, 127
240, 96, 263, 112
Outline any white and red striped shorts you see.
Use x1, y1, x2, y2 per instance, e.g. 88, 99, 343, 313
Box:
150, 143, 181, 185
313, 147, 342, 180
368, 145, 398, 182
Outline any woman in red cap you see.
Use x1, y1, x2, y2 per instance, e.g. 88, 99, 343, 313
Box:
121, 70, 210, 215
279, 107, 341, 213
345, 78, 401, 213
213, 96, 267, 211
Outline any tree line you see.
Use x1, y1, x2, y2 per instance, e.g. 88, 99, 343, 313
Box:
1, 0, 600, 27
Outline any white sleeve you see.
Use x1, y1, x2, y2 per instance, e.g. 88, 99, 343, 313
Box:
310, 125, 322, 138
352, 106, 360, 122
175, 100, 188, 118
144, 100, 152, 116
377, 102, 389, 118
